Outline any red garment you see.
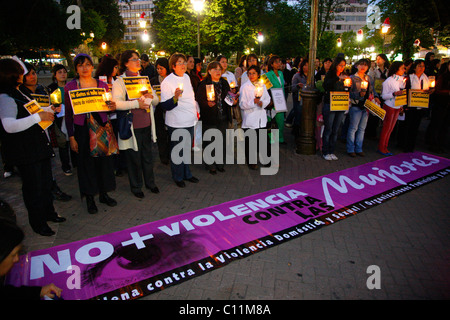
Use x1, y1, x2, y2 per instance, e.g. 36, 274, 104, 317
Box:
378, 104, 400, 153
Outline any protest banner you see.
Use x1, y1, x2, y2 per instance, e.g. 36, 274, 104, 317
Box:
23, 100, 52, 130
68, 88, 109, 115
330, 91, 349, 111
364, 99, 386, 120
6, 152, 449, 300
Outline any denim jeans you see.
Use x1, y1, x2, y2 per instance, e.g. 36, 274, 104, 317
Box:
322, 103, 345, 155
346, 106, 369, 153
167, 126, 194, 182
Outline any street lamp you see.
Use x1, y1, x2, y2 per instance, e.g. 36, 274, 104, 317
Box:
381, 18, 390, 53
257, 32, 264, 56
191, 0, 205, 58
101, 42, 107, 50
337, 37, 342, 47
142, 30, 149, 42
356, 29, 363, 42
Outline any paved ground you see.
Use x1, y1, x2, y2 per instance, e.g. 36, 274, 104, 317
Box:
1, 72, 449, 302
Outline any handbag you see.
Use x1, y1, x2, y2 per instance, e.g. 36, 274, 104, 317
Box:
87, 113, 119, 157
117, 110, 133, 140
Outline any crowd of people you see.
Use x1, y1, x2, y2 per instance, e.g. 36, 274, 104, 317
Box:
0, 49, 449, 239
0, 48, 449, 300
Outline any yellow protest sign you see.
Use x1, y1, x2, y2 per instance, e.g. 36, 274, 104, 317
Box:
394, 89, 407, 107
31, 94, 50, 107
68, 88, 109, 115
374, 78, 384, 94
152, 84, 161, 99
364, 99, 386, 120
259, 74, 273, 90
23, 100, 52, 130
408, 89, 429, 108
122, 76, 152, 100
330, 91, 349, 111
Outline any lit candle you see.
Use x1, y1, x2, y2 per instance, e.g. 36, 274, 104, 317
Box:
229, 81, 236, 89
401, 77, 407, 89
206, 84, 215, 102
102, 92, 113, 106
50, 89, 62, 106
360, 81, 368, 91
344, 77, 352, 88
254, 83, 263, 98
429, 76, 435, 88
178, 82, 184, 98
139, 79, 149, 95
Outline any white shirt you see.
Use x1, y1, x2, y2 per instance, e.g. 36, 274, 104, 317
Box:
239, 80, 271, 129
409, 73, 430, 90
381, 75, 406, 109
160, 72, 198, 128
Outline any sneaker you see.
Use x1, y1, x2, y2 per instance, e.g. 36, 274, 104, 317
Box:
323, 154, 333, 161
330, 154, 338, 160
63, 169, 73, 176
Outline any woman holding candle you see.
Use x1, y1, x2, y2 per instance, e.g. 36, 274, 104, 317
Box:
65, 53, 118, 214
322, 56, 348, 161
0, 58, 64, 236
196, 61, 233, 174
48, 64, 75, 176
265, 55, 286, 144
239, 65, 271, 170
21, 63, 72, 203
347, 59, 380, 157
240, 54, 259, 87
150, 57, 171, 165
377, 61, 406, 156
398, 59, 433, 152
160, 53, 200, 188
111, 50, 160, 199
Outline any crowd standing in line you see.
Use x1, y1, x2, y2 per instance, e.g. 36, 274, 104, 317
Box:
0, 49, 449, 239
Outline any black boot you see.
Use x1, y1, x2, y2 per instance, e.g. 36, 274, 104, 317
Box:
51, 180, 72, 202
99, 193, 117, 207
86, 195, 98, 214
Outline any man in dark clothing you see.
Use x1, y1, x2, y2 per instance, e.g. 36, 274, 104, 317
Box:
140, 54, 156, 79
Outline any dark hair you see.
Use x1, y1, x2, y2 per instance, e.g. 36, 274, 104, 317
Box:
51, 64, 67, 83
425, 52, 434, 62
237, 55, 247, 68
356, 58, 370, 66
377, 54, 390, 69
247, 65, 261, 76
328, 56, 346, 76
73, 53, 93, 78
215, 55, 227, 63
205, 61, 222, 81
246, 54, 259, 67
0, 219, 24, 264
388, 61, 405, 77
0, 58, 24, 91
299, 58, 308, 77
408, 59, 425, 75
168, 52, 187, 72
292, 56, 302, 70
155, 57, 169, 73
267, 55, 281, 71
95, 54, 119, 79
140, 53, 149, 62
119, 50, 139, 74
22, 62, 36, 85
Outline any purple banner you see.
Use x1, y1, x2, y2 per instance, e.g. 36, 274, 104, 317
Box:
6, 152, 450, 300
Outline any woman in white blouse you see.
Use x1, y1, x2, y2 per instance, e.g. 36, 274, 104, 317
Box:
400, 59, 434, 152
239, 65, 271, 170
378, 61, 406, 156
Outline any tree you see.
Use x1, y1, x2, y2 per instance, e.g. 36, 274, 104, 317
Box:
259, 1, 309, 58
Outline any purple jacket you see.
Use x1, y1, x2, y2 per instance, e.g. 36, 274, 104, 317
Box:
64, 79, 109, 137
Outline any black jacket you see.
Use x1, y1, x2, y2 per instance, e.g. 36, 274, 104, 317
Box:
196, 77, 232, 126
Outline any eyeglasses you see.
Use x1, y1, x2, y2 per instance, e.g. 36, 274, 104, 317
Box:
129, 58, 140, 62
176, 61, 188, 66
78, 63, 93, 69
